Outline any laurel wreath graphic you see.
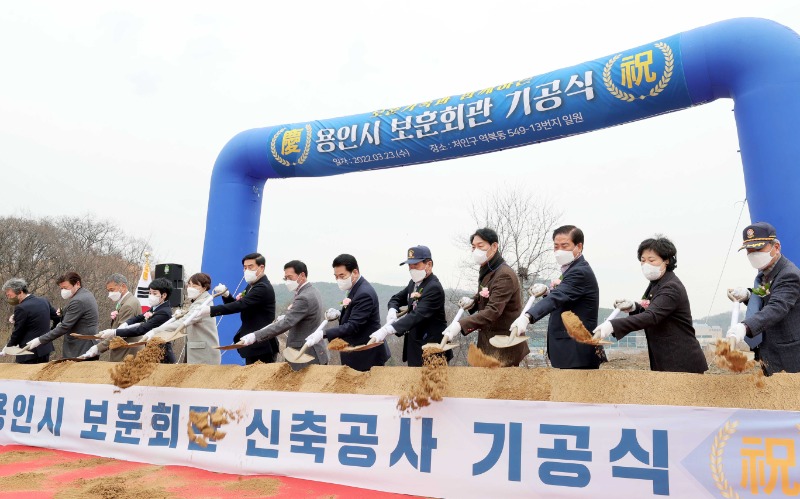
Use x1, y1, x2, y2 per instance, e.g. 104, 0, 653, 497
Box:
603, 42, 674, 102
270, 124, 312, 167
710, 420, 740, 499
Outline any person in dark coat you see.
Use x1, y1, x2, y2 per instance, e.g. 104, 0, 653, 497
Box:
306, 254, 389, 372
726, 222, 800, 375
370, 245, 451, 366
510, 225, 604, 369
199, 252, 278, 365
93, 277, 176, 363
2, 278, 57, 363
593, 236, 708, 373
443, 228, 529, 367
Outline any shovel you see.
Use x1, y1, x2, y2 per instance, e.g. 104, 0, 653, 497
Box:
728, 301, 741, 350
283, 319, 330, 363
423, 308, 466, 353
2, 346, 34, 356
50, 357, 86, 364
364, 308, 410, 347
489, 295, 538, 349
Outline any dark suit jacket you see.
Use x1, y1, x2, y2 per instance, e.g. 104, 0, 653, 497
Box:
610, 271, 707, 373
118, 301, 175, 363
210, 275, 277, 360
8, 295, 56, 362
527, 255, 601, 369
743, 255, 800, 374
388, 273, 451, 367
325, 277, 389, 371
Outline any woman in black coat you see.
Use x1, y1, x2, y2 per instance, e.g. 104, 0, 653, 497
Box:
592, 236, 708, 373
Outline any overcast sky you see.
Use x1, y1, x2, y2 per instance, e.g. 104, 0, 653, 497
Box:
1, 1, 798, 319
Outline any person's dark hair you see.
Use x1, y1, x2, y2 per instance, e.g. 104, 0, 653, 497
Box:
149, 277, 173, 298
284, 260, 308, 277
332, 254, 359, 272
638, 236, 678, 272
188, 272, 211, 290
553, 225, 584, 246
57, 272, 82, 286
242, 252, 266, 267
470, 228, 499, 245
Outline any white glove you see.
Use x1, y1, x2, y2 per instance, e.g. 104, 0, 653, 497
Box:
325, 308, 341, 321
386, 308, 398, 325
530, 283, 549, 298
198, 306, 211, 318
79, 345, 99, 359
458, 296, 475, 310
276, 314, 286, 323
8, 315, 14, 324
305, 328, 324, 347
613, 299, 637, 313
509, 314, 530, 337
117, 322, 131, 330
593, 321, 614, 340
214, 283, 229, 297
240, 333, 256, 346
26, 337, 42, 350
370, 325, 396, 343
99, 329, 116, 340
443, 322, 462, 342
143, 331, 155, 341
727, 288, 750, 303
727, 323, 746, 342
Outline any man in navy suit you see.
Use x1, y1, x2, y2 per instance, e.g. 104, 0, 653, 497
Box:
510, 225, 605, 369
92, 277, 176, 363
2, 278, 57, 363
199, 252, 278, 365
306, 254, 389, 372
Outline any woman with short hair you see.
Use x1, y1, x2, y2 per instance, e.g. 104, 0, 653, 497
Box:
593, 236, 708, 373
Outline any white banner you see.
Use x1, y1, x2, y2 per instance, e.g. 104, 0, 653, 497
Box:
0, 379, 797, 498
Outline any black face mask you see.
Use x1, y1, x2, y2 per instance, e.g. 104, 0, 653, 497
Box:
6, 295, 20, 306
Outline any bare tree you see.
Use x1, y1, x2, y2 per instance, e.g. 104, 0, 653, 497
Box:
448, 187, 562, 366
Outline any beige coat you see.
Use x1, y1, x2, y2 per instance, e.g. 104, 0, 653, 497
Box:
98, 292, 144, 360
152, 291, 220, 365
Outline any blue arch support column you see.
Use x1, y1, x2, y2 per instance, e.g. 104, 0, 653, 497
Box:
202, 18, 800, 363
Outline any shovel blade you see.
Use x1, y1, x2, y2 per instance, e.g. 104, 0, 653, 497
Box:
488, 335, 529, 349
284, 347, 314, 363
422, 342, 458, 352
344, 341, 384, 352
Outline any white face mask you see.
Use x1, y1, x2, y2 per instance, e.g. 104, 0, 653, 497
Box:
108, 291, 122, 302
285, 279, 300, 292
472, 249, 488, 265
747, 250, 774, 270
148, 294, 162, 307
409, 269, 427, 283
641, 263, 665, 281
337, 274, 353, 291
244, 269, 259, 284
60, 288, 74, 300
186, 287, 201, 300
554, 249, 576, 266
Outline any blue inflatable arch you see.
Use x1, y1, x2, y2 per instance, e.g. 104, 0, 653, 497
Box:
202, 18, 800, 362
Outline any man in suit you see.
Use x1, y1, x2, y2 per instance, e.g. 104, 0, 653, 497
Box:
95, 273, 144, 361
199, 252, 278, 365
370, 245, 451, 367
2, 278, 57, 363
27, 272, 98, 359
727, 222, 800, 375
305, 254, 389, 372
238, 260, 328, 370
90, 277, 176, 363
509, 225, 604, 369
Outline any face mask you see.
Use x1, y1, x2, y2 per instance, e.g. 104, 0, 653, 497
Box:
244, 269, 259, 284
285, 279, 300, 292
472, 249, 488, 265
7, 296, 20, 306
642, 263, 665, 281
148, 294, 162, 307
108, 291, 122, 302
337, 274, 353, 291
409, 269, 427, 283
60, 288, 73, 300
554, 249, 576, 266
747, 250, 774, 270
186, 287, 201, 300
